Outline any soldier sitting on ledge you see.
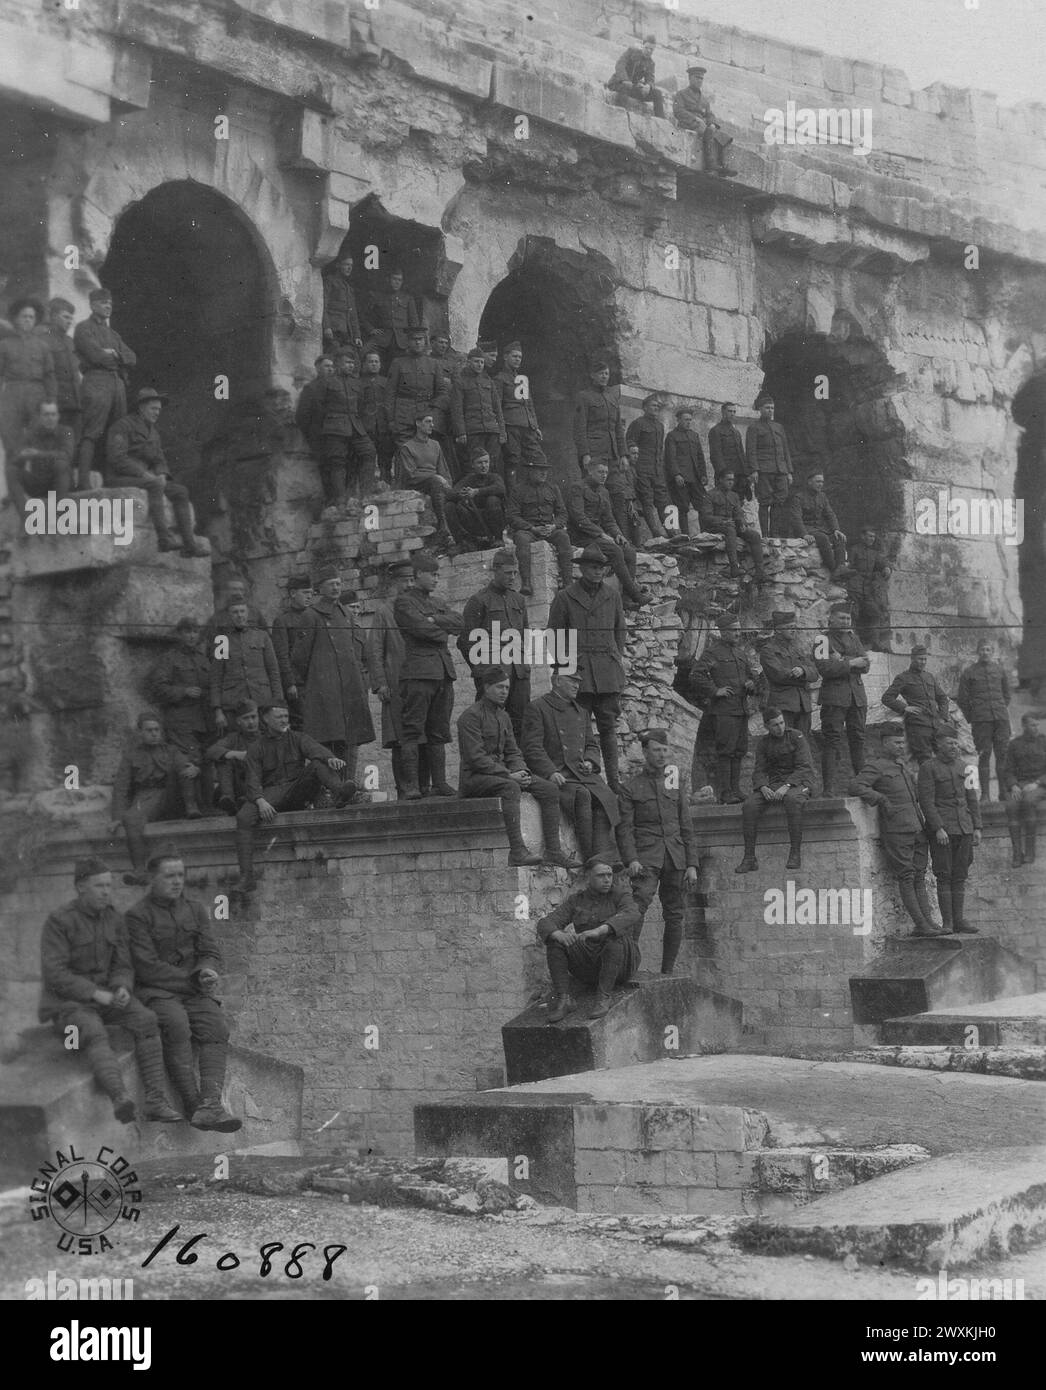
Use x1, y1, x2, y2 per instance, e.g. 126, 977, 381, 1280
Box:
606, 35, 665, 118
111, 712, 203, 887
537, 856, 642, 1022
736, 707, 814, 873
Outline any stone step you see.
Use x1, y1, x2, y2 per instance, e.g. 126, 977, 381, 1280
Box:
881, 992, 1046, 1046
736, 1145, 1046, 1269
502, 974, 743, 1086
849, 934, 1037, 1025
849, 1044, 1046, 1081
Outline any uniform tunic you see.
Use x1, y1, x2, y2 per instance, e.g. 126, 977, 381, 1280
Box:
521, 690, 620, 824
292, 597, 375, 747
535, 883, 642, 981
38, 900, 134, 1020
125, 892, 221, 1004
573, 387, 625, 464
617, 766, 699, 869
547, 580, 627, 697
210, 628, 283, 713
367, 595, 406, 747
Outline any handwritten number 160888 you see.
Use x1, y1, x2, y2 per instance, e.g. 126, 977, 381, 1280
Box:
141, 1224, 347, 1279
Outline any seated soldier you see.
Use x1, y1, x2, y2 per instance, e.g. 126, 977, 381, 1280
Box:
147, 616, 214, 811
9, 400, 73, 508
783, 470, 848, 575
565, 457, 647, 607
111, 712, 203, 887
736, 707, 814, 873
38, 856, 182, 1125
445, 447, 507, 549
126, 850, 242, 1132
1004, 711, 1046, 867
457, 665, 577, 868
207, 699, 261, 814
672, 65, 737, 176
536, 856, 642, 1021
505, 450, 573, 595
233, 703, 354, 892
701, 470, 766, 582
105, 387, 207, 557
521, 668, 620, 862
393, 411, 454, 549
606, 35, 665, 117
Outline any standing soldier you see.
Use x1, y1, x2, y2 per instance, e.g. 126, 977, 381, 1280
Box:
363, 268, 421, 368
548, 545, 628, 792
784, 470, 848, 575
457, 666, 571, 868
701, 471, 767, 582
292, 565, 375, 792
393, 551, 465, 799
736, 708, 814, 873
882, 645, 953, 764
522, 668, 620, 863
745, 395, 793, 537
294, 354, 335, 459
565, 458, 647, 607
356, 349, 391, 480
496, 341, 543, 481
39, 297, 81, 442
617, 728, 700, 977
210, 600, 283, 732
850, 722, 941, 936
672, 65, 737, 176
0, 298, 55, 458
126, 851, 242, 1131
1003, 712, 1046, 866
202, 577, 269, 648
574, 363, 626, 474
106, 388, 208, 557
207, 699, 261, 815
385, 326, 450, 444
367, 560, 412, 799
606, 34, 665, 117
664, 407, 708, 532
537, 858, 642, 1022
625, 395, 670, 540
845, 525, 893, 651
957, 638, 1012, 801
607, 443, 641, 546
708, 403, 751, 500
321, 252, 364, 358
814, 603, 869, 795
918, 729, 982, 934
452, 346, 506, 478
760, 610, 818, 737
506, 451, 573, 596
688, 613, 759, 803
318, 348, 377, 508
111, 713, 202, 886
270, 576, 315, 729
39, 857, 182, 1125
459, 549, 531, 739
147, 617, 215, 811
73, 288, 136, 491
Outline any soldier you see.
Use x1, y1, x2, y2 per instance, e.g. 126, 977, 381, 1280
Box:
688, 613, 759, 803
363, 268, 421, 367
210, 600, 283, 734
393, 551, 465, 799
814, 603, 869, 795
322, 252, 364, 358
459, 549, 531, 738
548, 545, 628, 792
367, 560, 412, 799
386, 326, 450, 443
701, 470, 767, 581
522, 668, 620, 863
458, 665, 573, 868
0, 298, 55, 457
745, 395, 793, 537
394, 411, 454, 548
606, 34, 665, 118
918, 729, 982, 934
882, 645, 953, 764
429, 331, 465, 475
111, 713, 202, 886
356, 349, 391, 479
294, 354, 335, 458
625, 395, 670, 540
784, 470, 848, 574
845, 525, 893, 651
736, 708, 814, 873
233, 704, 353, 892
106, 387, 208, 557
618, 728, 700, 977
207, 699, 261, 814
38, 857, 182, 1125
452, 346, 506, 478
957, 638, 1012, 800
39, 297, 81, 440
565, 458, 647, 607
850, 722, 941, 936
506, 450, 573, 596
664, 407, 708, 531
147, 617, 214, 810
292, 564, 375, 790
126, 851, 242, 1131
1003, 711, 1046, 867
73, 288, 136, 491
607, 443, 641, 546
445, 447, 507, 549
574, 363, 626, 473
496, 341, 543, 480
318, 347, 378, 508
537, 857, 642, 1022
479, 339, 500, 377
672, 65, 737, 176
429, 330, 466, 381
707, 402, 750, 499
760, 610, 818, 737
8, 399, 74, 508
270, 576, 315, 729
202, 577, 269, 649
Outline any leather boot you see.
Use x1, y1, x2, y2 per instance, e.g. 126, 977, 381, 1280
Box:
417, 745, 432, 797
901, 879, 938, 936
735, 833, 758, 874
913, 875, 939, 931
952, 885, 977, 934
540, 797, 580, 869
426, 743, 456, 797
191, 1076, 242, 1133
391, 747, 407, 798
820, 747, 838, 798
181, 776, 203, 820
502, 797, 541, 866
573, 794, 594, 861
935, 882, 953, 933
600, 732, 621, 794
399, 743, 422, 800
233, 825, 258, 892
136, 1033, 184, 1122
1008, 820, 1025, 868
728, 757, 744, 802
716, 755, 733, 803
173, 496, 208, 558
547, 993, 572, 1024
87, 1039, 136, 1122
1025, 821, 1037, 864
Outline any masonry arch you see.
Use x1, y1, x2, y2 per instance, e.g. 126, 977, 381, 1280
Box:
478, 237, 622, 485
1012, 371, 1046, 691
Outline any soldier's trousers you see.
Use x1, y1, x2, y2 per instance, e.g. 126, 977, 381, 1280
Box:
77, 373, 126, 481
630, 864, 686, 974
904, 719, 937, 765
546, 933, 639, 996
755, 472, 790, 536
577, 692, 622, 790
52, 999, 167, 1102
880, 828, 929, 888
503, 425, 542, 478
459, 771, 561, 855
606, 80, 665, 119
148, 995, 230, 1112
809, 528, 847, 571
741, 786, 809, 852
703, 521, 765, 577
0, 381, 46, 453
971, 717, 1011, 797
606, 489, 638, 547
447, 494, 505, 545
668, 477, 705, 531
929, 832, 974, 889
110, 462, 197, 547
406, 475, 450, 530
168, 729, 215, 807
234, 765, 344, 878
513, 527, 573, 590
851, 592, 892, 651
781, 708, 812, 738
557, 782, 616, 861
634, 466, 669, 536
399, 676, 455, 746
320, 433, 377, 504
708, 709, 748, 799
123, 779, 200, 870
819, 702, 866, 787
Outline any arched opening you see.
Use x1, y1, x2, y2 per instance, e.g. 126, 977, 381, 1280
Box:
757, 328, 907, 544
479, 237, 622, 486
1013, 371, 1046, 692
100, 181, 274, 478
334, 194, 447, 338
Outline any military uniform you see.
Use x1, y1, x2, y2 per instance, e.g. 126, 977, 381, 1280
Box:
957, 658, 1012, 798
846, 539, 892, 650
393, 584, 465, 754
536, 883, 642, 1004
745, 418, 793, 535
386, 353, 450, 440
321, 273, 363, 350
663, 423, 708, 522
707, 419, 750, 497
292, 596, 376, 766
625, 414, 668, 536
394, 434, 453, 533
606, 46, 665, 117
446, 468, 507, 547
548, 577, 627, 788
495, 368, 542, 477
688, 636, 760, 799
0, 330, 56, 453
210, 626, 282, 719
1003, 729, 1046, 864
565, 477, 640, 599
617, 765, 699, 975
355, 368, 391, 474
701, 482, 765, 579
672, 80, 734, 172
112, 738, 201, 874
850, 752, 937, 934
271, 602, 313, 727
814, 627, 868, 792
318, 374, 377, 504
294, 375, 328, 456
522, 689, 620, 861
450, 371, 505, 477
367, 595, 406, 750
38, 321, 81, 435
106, 410, 200, 552
573, 386, 626, 467
459, 582, 531, 736
234, 728, 345, 883
506, 467, 573, 590
147, 644, 214, 803
882, 666, 952, 763
606, 455, 639, 545
10, 419, 74, 501
363, 287, 421, 362
783, 483, 847, 571
73, 316, 136, 482
740, 729, 814, 866
759, 633, 818, 736
457, 696, 563, 859
206, 727, 259, 810
918, 751, 982, 932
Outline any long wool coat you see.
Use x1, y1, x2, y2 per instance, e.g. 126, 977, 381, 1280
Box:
292, 598, 375, 746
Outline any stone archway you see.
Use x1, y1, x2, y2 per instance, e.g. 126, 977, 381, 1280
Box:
478, 237, 621, 485
1013, 371, 1046, 692
333, 194, 450, 336
100, 181, 276, 478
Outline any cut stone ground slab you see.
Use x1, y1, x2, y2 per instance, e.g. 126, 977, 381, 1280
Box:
737, 1146, 1046, 1270
881, 992, 1046, 1047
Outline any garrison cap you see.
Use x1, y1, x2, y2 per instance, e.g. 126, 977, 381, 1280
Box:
387, 560, 414, 578
287, 575, 312, 592
313, 563, 341, 584
763, 706, 783, 722
639, 728, 670, 746
755, 393, 775, 407
523, 449, 550, 468
880, 721, 905, 738
235, 699, 259, 716
675, 405, 694, 418
88, 288, 113, 304
467, 346, 486, 361
910, 644, 929, 657
478, 338, 498, 353
469, 444, 491, 462
492, 549, 518, 569
74, 856, 111, 882
503, 340, 523, 353
411, 551, 440, 573
479, 664, 509, 686
829, 602, 852, 616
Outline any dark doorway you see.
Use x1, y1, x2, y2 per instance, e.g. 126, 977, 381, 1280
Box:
479, 238, 621, 486
101, 181, 273, 478
334, 195, 446, 342
1013, 372, 1046, 692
